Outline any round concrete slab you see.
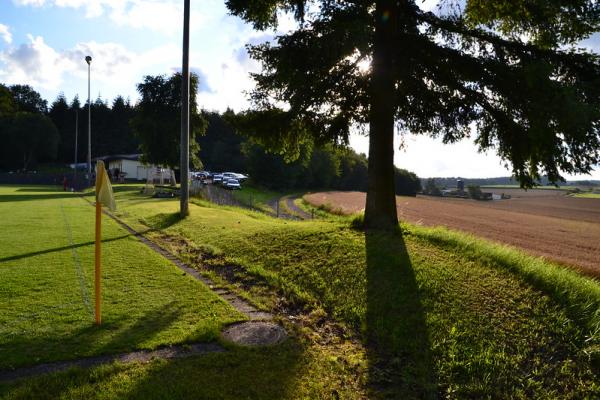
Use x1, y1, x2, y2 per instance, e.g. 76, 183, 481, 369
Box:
221, 321, 287, 346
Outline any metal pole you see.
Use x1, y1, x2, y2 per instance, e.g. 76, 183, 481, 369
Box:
180, 0, 190, 217
74, 110, 78, 189
86, 56, 92, 187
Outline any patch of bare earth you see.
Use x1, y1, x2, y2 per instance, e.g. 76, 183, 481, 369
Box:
304, 191, 600, 277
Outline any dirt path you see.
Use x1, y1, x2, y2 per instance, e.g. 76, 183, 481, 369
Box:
266, 197, 298, 219
304, 191, 600, 276
284, 196, 312, 219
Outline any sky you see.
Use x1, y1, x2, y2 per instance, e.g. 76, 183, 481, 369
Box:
0, 0, 599, 179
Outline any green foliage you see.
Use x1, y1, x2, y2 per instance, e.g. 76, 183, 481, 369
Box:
465, 0, 599, 47
0, 85, 59, 171
197, 110, 246, 172
350, 212, 365, 230
424, 178, 441, 196
467, 184, 483, 199
227, 108, 315, 163
394, 168, 421, 196
0, 84, 15, 118
9, 84, 48, 114
131, 73, 207, 169
6, 112, 59, 170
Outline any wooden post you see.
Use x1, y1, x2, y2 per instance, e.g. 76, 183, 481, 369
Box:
95, 199, 102, 325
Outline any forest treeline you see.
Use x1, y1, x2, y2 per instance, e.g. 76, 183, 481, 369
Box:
0, 81, 421, 195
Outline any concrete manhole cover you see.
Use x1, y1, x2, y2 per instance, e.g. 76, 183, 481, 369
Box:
221, 321, 287, 346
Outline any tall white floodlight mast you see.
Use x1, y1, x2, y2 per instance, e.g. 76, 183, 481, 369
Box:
85, 55, 92, 186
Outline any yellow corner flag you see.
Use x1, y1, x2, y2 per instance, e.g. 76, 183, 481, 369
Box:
95, 160, 116, 211
93, 160, 116, 325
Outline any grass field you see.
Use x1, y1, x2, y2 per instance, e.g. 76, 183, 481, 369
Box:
0, 185, 243, 370
230, 184, 283, 213
573, 192, 600, 198
1, 185, 599, 399
481, 185, 575, 190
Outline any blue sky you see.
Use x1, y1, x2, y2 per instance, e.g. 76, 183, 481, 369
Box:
1, 0, 598, 179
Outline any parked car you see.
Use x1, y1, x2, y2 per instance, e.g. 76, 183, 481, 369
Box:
223, 172, 248, 182
212, 174, 223, 184
224, 179, 241, 190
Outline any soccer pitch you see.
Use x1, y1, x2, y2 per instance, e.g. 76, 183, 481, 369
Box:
0, 185, 243, 370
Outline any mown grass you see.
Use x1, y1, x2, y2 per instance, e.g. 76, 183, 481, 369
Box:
2, 185, 599, 399
572, 192, 600, 198
230, 184, 282, 213
0, 185, 243, 370
108, 187, 600, 397
481, 185, 574, 190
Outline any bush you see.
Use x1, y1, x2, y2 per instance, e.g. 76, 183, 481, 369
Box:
467, 185, 482, 199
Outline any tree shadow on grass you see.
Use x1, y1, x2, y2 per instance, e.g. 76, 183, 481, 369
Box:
118, 339, 305, 400
365, 228, 437, 398
0, 233, 135, 263
0, 302, 187, 372
1, 300, 305, 400
0, 192, 77, 203
142, 212, 185, 230
1, 339, 306, 400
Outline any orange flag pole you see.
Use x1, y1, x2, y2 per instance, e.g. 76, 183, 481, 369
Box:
93, 160, 115, 325
95, 198, 102, 325
94, 163, 104, 325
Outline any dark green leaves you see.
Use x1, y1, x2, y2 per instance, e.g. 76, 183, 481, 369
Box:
131, 73, 206, 169
228, 1, 600, 187
465, 0, 599, 47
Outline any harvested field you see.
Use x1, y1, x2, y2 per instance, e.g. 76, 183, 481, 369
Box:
304, 190, 600, 276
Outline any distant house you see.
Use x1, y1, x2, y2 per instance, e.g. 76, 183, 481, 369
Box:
93, 154, 166, 181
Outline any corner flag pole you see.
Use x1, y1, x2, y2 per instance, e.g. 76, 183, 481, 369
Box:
95, 193, 102, 325
94, 164, 104, 325
92, 160, 115, 326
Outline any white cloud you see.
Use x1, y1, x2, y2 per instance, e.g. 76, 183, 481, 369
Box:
0, 34, 72, 89
12, 0, 46, 6
0, 34, 179, 95
12, 0, 211, 35
0, 24, 12, 44
349, 132, 600, 180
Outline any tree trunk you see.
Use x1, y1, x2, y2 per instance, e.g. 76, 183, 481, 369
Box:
365, 0, 399, 230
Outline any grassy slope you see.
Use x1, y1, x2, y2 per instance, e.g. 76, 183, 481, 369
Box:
572, 192, 600, 198
2, 185, 599, 399
230, 184, 283, 213
0, 185, 242, 370
481, 185, 574, 190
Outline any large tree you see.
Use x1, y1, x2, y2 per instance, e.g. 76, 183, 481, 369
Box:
9, 84, 48, 114
49, 93, 73, 163
9, 112, 59, 170
226, 0, 600, 229
131, 73, 206, 169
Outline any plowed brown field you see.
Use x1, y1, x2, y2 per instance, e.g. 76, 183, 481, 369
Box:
304, 189, 600, 276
